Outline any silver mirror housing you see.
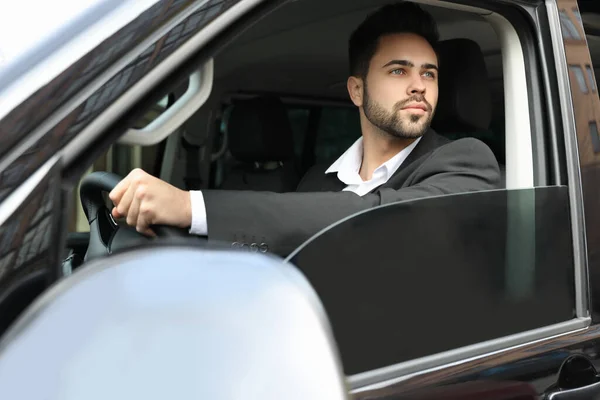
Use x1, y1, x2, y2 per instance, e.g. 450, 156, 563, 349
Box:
0, 247, 349, 400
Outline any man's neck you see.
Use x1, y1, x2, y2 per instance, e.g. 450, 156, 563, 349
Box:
359, 128, 418, 181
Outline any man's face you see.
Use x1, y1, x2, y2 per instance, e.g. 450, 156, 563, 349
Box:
357, 33, 439, 139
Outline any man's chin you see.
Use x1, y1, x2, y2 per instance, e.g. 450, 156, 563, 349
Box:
389, 129, 427, 140
395, 122, 429, 139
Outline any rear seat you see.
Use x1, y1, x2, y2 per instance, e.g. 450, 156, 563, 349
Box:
431, 38, 506, 187
218, 96, 300, 192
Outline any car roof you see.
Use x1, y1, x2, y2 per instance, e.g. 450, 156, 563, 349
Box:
0, 0, 159, 123
0, 0, 112, 84
0, 0, 103, 72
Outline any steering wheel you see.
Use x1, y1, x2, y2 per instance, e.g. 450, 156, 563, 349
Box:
80, 172, 191, 261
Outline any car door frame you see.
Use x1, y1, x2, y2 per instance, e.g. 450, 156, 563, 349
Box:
346, 0, 600, 397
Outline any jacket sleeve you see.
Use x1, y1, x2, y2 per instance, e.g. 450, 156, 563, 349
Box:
202, 138, 501, 256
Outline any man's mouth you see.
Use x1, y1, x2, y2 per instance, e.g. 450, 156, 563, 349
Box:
402, 103, 428, 112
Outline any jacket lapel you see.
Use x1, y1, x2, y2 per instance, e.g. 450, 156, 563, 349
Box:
389, 129, 442, 178
321, 172, 347, 191
373, 129, 449, 192
295, 165, 346, 192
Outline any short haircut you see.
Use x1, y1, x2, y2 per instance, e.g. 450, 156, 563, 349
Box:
349, 2, 440, 79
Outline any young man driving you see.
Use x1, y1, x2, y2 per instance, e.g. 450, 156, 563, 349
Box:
109, 2, 500, 256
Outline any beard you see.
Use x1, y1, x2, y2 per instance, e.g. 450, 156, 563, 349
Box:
363, 87, 434, 139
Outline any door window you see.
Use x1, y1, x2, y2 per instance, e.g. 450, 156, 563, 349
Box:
289, 187, 575, 375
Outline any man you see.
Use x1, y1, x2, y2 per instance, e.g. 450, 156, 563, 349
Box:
109, 2, 500, 256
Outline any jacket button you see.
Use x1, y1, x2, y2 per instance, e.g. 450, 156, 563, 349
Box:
259, 243, 268, 253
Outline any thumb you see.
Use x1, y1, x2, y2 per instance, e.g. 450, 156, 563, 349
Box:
112, 207, 122, 219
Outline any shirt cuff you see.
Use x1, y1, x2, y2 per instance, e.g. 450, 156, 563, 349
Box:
189, 190, 208, 236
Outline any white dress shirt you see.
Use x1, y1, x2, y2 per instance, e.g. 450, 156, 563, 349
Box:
189, 136, 421, 236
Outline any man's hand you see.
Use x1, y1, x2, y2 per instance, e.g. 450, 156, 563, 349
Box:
108, 169, 192, 236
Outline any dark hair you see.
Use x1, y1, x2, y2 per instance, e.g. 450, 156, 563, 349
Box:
349, 2, 440, 79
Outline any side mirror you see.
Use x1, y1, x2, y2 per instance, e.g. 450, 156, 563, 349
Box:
0, 248, 349, 400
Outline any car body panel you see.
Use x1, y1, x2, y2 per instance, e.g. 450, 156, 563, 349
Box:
0, 0, 240, 204
0, 0, 245, 347
0, 247, 349, 400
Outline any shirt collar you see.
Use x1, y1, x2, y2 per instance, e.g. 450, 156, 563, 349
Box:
325, 136, 422, 185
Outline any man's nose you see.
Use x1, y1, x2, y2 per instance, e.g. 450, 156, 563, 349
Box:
407, 76, 426, 94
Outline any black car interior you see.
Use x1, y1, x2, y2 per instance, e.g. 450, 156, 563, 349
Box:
64, 0, 508, 268
217, 96, 301, 192
210, 37, 504, 194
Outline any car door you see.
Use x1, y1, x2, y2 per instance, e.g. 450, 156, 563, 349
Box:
285, 0, 600, 398
0, 0, 249, 337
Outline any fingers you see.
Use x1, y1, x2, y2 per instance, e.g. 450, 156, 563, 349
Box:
109, 169, 146, 220
137, 198, 157, 237
117, 179, 137, 219
105, 169, 169, 237
126, 186, 142, 229
122, 176, 154, 233
109, 173, 132, 206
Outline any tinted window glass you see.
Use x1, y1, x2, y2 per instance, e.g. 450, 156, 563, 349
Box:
289, 187, 575, 375
0, 163, 62, 335
287, 108, 310, 158
314, 107, 361, 164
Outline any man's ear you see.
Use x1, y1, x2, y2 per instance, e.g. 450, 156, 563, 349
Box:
347, 76, 364, 107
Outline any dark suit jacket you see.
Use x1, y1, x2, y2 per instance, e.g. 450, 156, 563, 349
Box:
202, 129, 501, 256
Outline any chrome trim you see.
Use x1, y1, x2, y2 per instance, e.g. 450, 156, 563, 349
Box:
0, 0, 212, 177
485, 11, 534, 190
546, 0, 590, 318
547, 380, 600, 399
0, 156, 60, 228
349, 317, 589, 393
61, 0, 265, 165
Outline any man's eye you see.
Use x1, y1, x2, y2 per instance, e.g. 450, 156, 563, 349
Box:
390, 69, 405, 75
423, 71, 436, 79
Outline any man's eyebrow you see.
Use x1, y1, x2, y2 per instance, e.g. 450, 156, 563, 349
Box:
422, 63, 439, 71
382, 59, 413, 68
382, 60, 438, 71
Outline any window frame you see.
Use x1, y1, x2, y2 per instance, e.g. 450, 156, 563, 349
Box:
340, 0, 590, 394
289, 185, 578, 378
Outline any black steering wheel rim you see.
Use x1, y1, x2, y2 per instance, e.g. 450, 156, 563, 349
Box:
80, 171, 190, 261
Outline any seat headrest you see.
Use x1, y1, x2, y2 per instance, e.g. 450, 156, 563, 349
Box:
226, 96, 294, 163
431, 38, 492, 133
